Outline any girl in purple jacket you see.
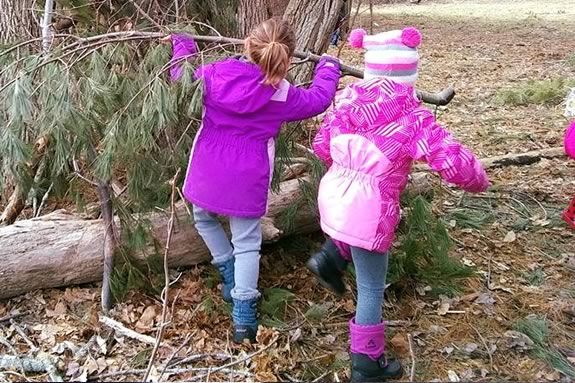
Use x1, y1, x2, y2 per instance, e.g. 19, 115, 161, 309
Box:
165, 18, 341, 343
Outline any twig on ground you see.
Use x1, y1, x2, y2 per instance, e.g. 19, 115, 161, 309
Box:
471, 325, 494, 371
9, 320, 38, 352
407, 333, 416, 382
98, 316, 156, 345
159, 335, 191, 380
0, 355, 63, 382
189, 336, 280, 381
0, 336, 17, 355
76, 335, 97, 362
142, 169, 180, 382
95, 367, 252, 380
312, 370, 331, 382
0, 313, 25, 324
168, 352, 231, 369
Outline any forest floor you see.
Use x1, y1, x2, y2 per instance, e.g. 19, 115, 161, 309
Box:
1, 0, 575, 382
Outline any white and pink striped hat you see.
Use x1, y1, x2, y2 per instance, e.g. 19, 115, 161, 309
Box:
348, 27, 422, 86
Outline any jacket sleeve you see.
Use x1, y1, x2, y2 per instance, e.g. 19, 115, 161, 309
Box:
408, 110, 490, 193
312, 119, 333, 166
565, 121, 575, 160
283, 56, 341, 122
169, 34, 198, 82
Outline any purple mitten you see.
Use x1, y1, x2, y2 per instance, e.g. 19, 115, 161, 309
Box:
169, 34, 198, 82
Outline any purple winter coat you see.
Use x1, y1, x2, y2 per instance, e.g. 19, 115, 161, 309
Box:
174, 42, 340, 218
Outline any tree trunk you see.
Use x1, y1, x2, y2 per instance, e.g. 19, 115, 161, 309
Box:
0, 0, 38, 44
283, 0, 345, 82
0, 147, 566, 300
0, 177, 316, 300
96, 181, 116, 313
238, 0, 271, 37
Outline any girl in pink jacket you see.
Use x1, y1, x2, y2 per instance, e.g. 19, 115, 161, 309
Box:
306, 27, 490, 381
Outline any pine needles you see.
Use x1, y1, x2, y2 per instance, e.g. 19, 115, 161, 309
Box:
0, 33, 224, 301
390, 196, 476, 296
494, 78, 575, 106
514, 315, 575, 378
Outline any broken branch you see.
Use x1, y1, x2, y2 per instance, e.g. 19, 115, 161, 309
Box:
143, 169, 180, 382
98, 316, 156, 345
0, 355, 62, 382
407, 333, 416, 382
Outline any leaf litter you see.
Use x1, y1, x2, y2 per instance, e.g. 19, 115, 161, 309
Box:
1, 1, 575, 381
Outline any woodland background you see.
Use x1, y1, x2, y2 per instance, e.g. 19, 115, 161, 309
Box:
0, 0, 574, 382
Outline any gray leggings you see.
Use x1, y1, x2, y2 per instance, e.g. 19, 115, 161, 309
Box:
193, 205, 262, 300
351, 247, 389, 325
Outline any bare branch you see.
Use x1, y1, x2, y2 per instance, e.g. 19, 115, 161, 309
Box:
142, 169, 181, 382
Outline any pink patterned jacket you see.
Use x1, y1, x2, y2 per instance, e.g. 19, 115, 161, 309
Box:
313, 78, 490, 254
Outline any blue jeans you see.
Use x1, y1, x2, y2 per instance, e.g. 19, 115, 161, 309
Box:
192, 205, 262, 301
351, 247, 389, 325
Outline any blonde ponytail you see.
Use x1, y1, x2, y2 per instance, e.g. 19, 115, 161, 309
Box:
245, 18, 296, 87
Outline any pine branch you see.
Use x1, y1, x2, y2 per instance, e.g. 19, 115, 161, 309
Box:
2, 31, 456, 106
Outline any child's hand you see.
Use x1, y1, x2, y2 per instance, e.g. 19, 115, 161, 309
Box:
160, 35, 172, 44
320, 53, 340, 66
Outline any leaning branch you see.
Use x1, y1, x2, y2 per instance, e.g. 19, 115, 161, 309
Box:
1, 31, 454, 106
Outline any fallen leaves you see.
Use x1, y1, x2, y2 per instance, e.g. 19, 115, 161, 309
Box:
503, 230, 517, 243
389, 333, 410, 356
135, 306, 158, 332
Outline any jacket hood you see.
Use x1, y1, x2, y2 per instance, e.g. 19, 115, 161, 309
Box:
202, 58, 277, 114
333, 78, 420, 131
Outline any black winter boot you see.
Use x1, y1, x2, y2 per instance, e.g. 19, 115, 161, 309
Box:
306, 238, 348, 296
351, 353, 404, 382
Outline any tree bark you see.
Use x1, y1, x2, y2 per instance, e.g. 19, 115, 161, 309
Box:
238, 0, 271, 37
283, 0, 345, 82
96, 181, 116, 313
0, 146, 566, 300
0, 0, 38, 44
0, 177, 316, 300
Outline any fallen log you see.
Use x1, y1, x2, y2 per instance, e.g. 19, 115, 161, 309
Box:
413, 146, 565, 172
0, 177, 316, 300
0, 147, 566, 300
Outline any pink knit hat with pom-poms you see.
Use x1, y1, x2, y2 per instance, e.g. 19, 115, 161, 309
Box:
348, 26, 421, 86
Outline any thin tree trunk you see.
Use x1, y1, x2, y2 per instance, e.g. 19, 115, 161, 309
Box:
283, 0, 345, 82
96, 181, 116, 313
0, 177, 315, 300
41, 0, 55, 52
0, 0, 38, 44
238, 0, 270, 37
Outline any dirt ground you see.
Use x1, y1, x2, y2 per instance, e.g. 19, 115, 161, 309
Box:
1, 0, 575, 382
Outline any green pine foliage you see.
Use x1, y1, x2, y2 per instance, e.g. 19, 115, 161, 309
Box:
515, 315, 575, 378
389, 195, 476, 295
0, 36, 218, 300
